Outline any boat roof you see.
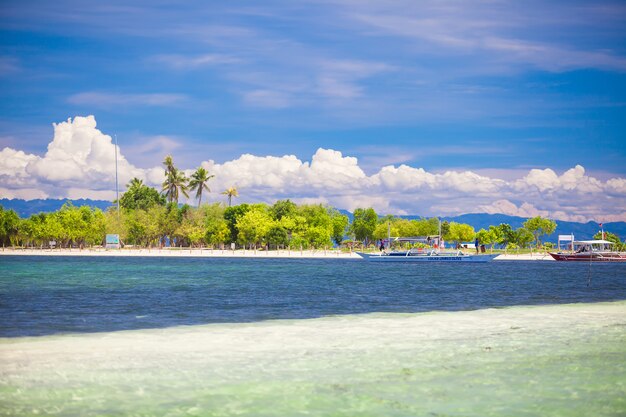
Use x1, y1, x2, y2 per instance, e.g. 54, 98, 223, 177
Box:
574, 240, 614, 244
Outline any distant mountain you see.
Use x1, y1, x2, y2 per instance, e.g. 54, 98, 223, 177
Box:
3, 199, 624, 241
0, 198, 112, 218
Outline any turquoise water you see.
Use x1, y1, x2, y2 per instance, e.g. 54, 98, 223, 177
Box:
1, 256, 625, 336
1, 303, 625, 416
1, 256, 625, 415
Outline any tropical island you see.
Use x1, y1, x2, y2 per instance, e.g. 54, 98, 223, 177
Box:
2, 155, 623, 255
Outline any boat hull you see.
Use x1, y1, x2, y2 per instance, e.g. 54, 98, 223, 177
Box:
548, 252, 626, 262
357, 252, 498, 262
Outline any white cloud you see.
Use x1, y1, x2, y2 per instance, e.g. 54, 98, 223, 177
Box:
151, 53, 240, 69
1, 116, 155, 199
243, 90, 292, 108
1, 115, 626, 223
67, 92, 187, 108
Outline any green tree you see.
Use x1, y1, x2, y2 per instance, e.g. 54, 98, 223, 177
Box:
523, 216, 557, 247
329, 209, 349, 245
162, 168, 189, 205
221, 186, 239, 207
176, 207, 206, 247
496, 223, 515, 247
119, 178, 165, 210
350, 208, 378, 245
236, 207, 273, 248
223, 204, 250, 244
476, 228, 497, 251
440, 220, 450, 239
189, 167, 214, 206
446, 222, 476, 246
0, 207, 20, 246
267, 225, 289, 248
513, 228, 534, 248
270, 199, 297, 220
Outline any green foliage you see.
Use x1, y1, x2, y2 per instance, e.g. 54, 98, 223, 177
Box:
351, 208, 378, 243
0, 206, 20, 246
119, 178, 165, 210
496, 223, 515, 246
329, 209, 349, 245
513, 227, 534, 248
523, 216, 557, 247
224, 204, 250, 244
476, 228, 497, 249
267, 225, 289, 247
593, 231, 625, 250
188, 167, 214, 205
446, 222, 476, 244
440, 221, 450, 239
161, 156, 189, 204
236, 206, 273, 247
270, 199, 297, 220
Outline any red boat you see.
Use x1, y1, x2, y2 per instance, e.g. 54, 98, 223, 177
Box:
549, 240, 626, 262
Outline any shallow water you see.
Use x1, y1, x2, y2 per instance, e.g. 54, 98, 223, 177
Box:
1, 256, 625, 416
1, 302, 625, 416
1, 256, 625, 336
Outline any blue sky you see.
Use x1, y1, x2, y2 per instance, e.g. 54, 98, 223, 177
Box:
1, 0, 626, 221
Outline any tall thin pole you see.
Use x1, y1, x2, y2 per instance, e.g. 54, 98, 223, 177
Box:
114, 134, 120, 219
438, 217, 441, 249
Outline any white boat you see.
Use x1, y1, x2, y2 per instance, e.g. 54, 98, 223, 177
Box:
357, 249, 497, 262
549, 240, 626, 262
357, 220, 497, 262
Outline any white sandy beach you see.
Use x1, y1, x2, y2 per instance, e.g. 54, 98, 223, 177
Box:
0, 247, 554, 260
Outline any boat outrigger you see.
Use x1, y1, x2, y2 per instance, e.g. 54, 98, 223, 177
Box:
357, 220, 497, 263
548, 240, 626, 262
357, 248, 498, 262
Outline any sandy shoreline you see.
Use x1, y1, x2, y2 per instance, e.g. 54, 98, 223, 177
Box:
0, 248, 554, 260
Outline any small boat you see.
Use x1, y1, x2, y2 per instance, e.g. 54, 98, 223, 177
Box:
548, 240, 626, 262
357, 248, 498, 262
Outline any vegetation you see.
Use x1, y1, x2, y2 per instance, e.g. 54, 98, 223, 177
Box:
523, 216, 557, 248
221, 186, 239, 207
2, 155, 620, 252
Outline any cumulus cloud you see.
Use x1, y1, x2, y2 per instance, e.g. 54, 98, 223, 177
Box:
1, 115, 626, 223
1, 116, 153, 200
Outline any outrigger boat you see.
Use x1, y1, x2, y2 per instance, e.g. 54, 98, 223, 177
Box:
357, 248, 498, 262
548, 240, 626, 262
357, 221, 497, 263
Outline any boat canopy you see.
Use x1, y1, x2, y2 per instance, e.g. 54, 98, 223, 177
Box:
575, 240, 613, 244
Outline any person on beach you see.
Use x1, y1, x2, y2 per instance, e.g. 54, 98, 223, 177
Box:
475, 237, 479, 253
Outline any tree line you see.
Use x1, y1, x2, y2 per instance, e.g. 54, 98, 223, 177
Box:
1, 155, 622, 250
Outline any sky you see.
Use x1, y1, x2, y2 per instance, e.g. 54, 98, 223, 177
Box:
1, 0, 625, 222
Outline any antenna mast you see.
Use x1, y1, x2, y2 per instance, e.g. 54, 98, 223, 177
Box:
114, 134, 120, 218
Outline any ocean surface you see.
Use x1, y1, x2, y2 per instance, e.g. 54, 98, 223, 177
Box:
1, 256, 625, 416
1, 255, 625, 337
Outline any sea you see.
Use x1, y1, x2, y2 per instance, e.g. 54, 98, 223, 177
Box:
1, 256, 625, 416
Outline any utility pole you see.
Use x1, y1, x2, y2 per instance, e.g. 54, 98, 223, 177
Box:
114, 134, 120, 219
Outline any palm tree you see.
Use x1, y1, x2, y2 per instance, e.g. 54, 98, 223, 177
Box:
189, 167, 214, 206
221, 186, 239, 207
163, 155, 175, 175
127, 177, 143, 190
162, 168, 189, 204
